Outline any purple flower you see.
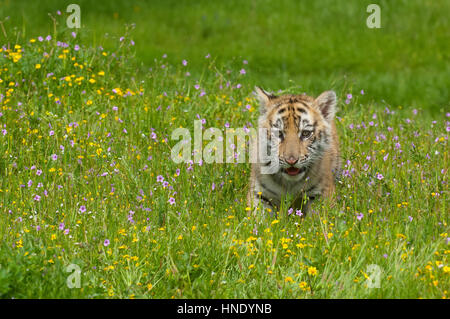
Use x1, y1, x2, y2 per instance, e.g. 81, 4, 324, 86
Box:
46, 35, 52, 41
347, 94, 352, 99
104, 239, 110, 246
49, 130, 54, 136
182, 59, 187, 66
79, 205, 86, 213
168, 197, 175, 205
240, 68, 246, 75
157, 175, 164, 182
74, 44, 80, 51
36, 169, 42, 176
205, 53, 210, 59
376, 173, 384, 180
71, 32, 77, 38
360, 90, 364, 95
51, 154, 58, 161
194, 84, 200, 90
59, 223, 65, 230
357, 213, 364, 220
34, 195, 41, 201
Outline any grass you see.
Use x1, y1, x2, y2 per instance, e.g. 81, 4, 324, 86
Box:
0, 0, 449, 113
0, 1, 449, 298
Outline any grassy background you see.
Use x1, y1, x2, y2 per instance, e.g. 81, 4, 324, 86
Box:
0, 0, 448, 299
0, 0, 449, 113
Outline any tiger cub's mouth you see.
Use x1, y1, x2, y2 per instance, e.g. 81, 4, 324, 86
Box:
284, 167, 305, 176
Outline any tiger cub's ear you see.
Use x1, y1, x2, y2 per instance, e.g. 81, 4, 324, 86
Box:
254, 86, 275, 114
315, 91, 337, 122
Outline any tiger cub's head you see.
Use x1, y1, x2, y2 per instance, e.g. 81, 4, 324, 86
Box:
255, 87, 337, 179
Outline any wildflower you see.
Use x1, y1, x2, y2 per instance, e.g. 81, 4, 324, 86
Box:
182, 59, 187, 66
79, 205, 86, 213
34, 195, 41, 201
357, 213, 364, 220
157, 175, 164, 182
104, 239, 110, 246
51, 154, 58, 161
376, 173, 384, 180
240, 68, 246, 75
35, 64, 41, 69
168, 197, 175, 205
307, 266, 318, 276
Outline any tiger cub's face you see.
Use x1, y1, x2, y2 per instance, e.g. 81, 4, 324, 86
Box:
255, 87, 337, 180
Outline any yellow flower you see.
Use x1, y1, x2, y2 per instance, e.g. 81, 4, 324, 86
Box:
307, 266, 318, 276
299, 281, 308, 290
35, 64, 41, 69
248, 264, 254, 269
285, 276, 293, 283
147, 283, 153, 290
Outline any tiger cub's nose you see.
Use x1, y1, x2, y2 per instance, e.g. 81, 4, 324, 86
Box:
286, 157, 298, 165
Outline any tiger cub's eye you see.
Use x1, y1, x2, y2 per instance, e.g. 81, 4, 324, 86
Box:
301, 130, 313, 139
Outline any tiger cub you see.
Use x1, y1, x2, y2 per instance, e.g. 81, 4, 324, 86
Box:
248, 87, 341, 215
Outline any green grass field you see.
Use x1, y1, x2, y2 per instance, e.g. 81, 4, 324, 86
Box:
0, 0, 448, 298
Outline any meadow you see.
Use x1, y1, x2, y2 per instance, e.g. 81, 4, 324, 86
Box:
0, 0, 448, 298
